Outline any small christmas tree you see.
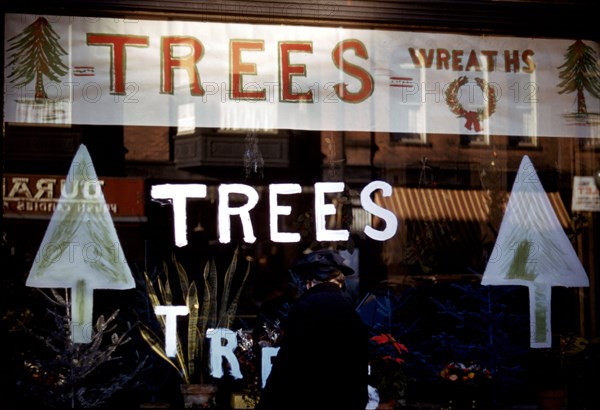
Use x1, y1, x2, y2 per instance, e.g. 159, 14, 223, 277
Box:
16, 289, 147, 408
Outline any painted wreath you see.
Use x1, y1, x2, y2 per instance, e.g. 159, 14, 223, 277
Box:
444, 76, 497, 132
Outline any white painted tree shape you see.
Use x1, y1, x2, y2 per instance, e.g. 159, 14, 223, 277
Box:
481, 155, 589, 348
26, 144, 135, 343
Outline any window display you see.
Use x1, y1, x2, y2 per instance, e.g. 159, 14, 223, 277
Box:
3, 7, 599, 410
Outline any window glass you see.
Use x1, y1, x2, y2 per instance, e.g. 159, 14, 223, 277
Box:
3, 12, 599, 410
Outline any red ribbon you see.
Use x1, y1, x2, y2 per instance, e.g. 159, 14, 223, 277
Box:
464, 111, 481, 132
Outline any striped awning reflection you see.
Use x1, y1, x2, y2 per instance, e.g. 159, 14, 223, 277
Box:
374, 187, 571, 268
375, 187, 570, 229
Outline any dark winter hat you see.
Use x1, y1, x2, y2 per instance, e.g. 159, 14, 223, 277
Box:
290, 249, 354, 281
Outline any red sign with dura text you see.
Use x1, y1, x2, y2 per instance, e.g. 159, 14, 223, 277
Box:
3, 174, 146, 221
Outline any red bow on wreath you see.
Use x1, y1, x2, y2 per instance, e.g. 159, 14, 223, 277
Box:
464, 111, 482, 132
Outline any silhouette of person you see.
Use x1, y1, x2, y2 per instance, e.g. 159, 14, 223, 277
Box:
256, 249, 369, 410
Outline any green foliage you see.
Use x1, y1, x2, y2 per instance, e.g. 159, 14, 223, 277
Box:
558, 40, 600, 99
139, 248, 251, 384
6, 17, 69, 99
16, 289, 146, 408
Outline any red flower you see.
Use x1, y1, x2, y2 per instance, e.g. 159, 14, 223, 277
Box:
393, 341, 408, 354
368, 333, 409, 402
370, 333, 392, 344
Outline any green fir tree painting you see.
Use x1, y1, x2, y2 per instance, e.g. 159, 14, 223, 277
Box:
5, 17, 69, 100
557, 39, 600, 115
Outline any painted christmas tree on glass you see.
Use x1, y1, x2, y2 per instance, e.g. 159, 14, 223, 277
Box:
481, 156, 589, 348
5, 16, 68, 100
26, 145, 135, 343
557, 39, 600, 116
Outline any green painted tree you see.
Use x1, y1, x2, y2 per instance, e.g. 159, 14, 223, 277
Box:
557, 39, 600, 114
5, 17, 69, 100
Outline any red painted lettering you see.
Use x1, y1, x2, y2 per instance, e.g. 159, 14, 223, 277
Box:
436, 48, 450, 70
451, 49, 464, 71
464, 50, 482, 71
480, 50, 498, 71
522, 49, 536, 73
230, 40, 266, 101
161, 36, 205, 96
279, 42, 313, 102
87, 34, 149, 94
332, 39, 374, 103
504, 50, 520, 72
408, 48, 434, 68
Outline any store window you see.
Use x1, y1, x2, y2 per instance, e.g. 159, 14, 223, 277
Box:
2, 9, 599, 410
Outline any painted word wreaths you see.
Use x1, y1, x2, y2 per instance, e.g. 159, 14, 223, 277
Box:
445, 76, 497, 132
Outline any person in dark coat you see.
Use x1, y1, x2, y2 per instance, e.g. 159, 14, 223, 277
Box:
255, 249, 369, 410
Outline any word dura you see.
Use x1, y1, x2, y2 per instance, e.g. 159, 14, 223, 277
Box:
3, 176, 119, 214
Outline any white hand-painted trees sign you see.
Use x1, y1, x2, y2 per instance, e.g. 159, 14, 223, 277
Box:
151, 181, 397, 247
26, 144, 135, 343
482, 155, 589, 348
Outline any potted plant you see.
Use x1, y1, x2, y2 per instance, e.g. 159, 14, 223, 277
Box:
368, 333, 409, 409
139, 248, 252, 408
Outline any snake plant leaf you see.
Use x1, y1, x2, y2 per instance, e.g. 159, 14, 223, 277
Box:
144, 272, 160, 308
139, 322, 189, 383
144, 272, 166, 330
196, 259, 218, 383
173, 253, 190, 297
219, 247, 239, 323
219, 248, 241, 325
174, 330, 188, 382
159, 262, 174, 306
201, 259, 218, 330
221, 256, 252, 329
186, 281, 200, 379
26, 144, 134, 344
